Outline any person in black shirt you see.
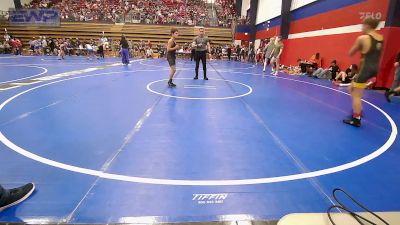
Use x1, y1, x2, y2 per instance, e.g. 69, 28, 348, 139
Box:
49, 39, 55, 55
248, 43, 255, 63
344, 18, 383, 127
236, 45, 241, 61
156, 44, 161, 58
333, 64, 359, 85
120, 35, 130, 65
227, 45, 232, 61
312, 60, 340, 79
167, 28, 180, 87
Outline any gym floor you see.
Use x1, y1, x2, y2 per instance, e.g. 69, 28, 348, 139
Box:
0, 55, 399, 223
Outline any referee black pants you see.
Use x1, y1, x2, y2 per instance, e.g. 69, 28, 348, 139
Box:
195, 51, 207, 78
191, 50, 195, 61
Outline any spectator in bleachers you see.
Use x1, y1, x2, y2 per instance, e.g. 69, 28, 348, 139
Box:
227, 45, 232, 61
248, 42, 255, 63
42, 37, 48, 55
146, 47, 154, 58
26, 0, 235, 27
58, 39, 66, 60
85, 41, 95, 60
3, 41, 11, 54
239, 46, 245, 61
9, 38, 16, 55
129, 40, 134, 57
97, 37, 105, 59
15, 39, 23, 55
235, 45, 241, 61
34, 37, 42, 55
3, 31, 10, 42
0, 42, 4, 54
49, 39, 56, 55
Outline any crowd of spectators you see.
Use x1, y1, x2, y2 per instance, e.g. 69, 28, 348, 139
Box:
23, 0, 236, 27
214, 0, 235, 27
26, 0, 126, 23
123, 0, 210, 26
0, 32, 22, 55
1, 31, 237, 62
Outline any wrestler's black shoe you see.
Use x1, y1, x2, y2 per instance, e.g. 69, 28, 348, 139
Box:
204, 76, 209, 80
343, 117, 361, 127
385, 90, 394, 102
0, 183, 35, 212
168, 82, 176, 87
193, 76, 198, 80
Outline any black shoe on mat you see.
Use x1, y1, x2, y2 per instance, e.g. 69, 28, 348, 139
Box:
385, 90, 393, 103
343, 117, 361, 127
0, 183, 35, 212
168, 82, 176, 88
204, 77, 209, 80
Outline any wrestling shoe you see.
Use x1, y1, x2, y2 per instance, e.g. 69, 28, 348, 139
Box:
343, 117, 361, 127
0, 183, 35, 212
168, 82, 176, 87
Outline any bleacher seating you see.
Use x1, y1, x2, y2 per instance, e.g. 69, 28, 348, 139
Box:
22, 0, 236, 27
0, 22, 233, 47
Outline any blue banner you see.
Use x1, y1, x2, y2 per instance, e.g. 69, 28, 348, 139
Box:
9, 8, 60, 27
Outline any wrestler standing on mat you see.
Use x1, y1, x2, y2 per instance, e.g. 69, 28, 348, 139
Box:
167, 28, 180, 87
344, 18, 383, 127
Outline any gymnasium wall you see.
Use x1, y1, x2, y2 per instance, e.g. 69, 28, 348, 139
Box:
0, 0, 31, 10
234, 0, 251, 40
234, 25, 251, 41
0, 0, 16, 11
256, 0, 281, 25
282, 0, 389, 65
241, 0, 251, 17
249, 0, 394, 87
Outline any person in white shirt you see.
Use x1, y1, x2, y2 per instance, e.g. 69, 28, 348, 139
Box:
146, 47, 153, 58
4, 33, 10, 42
86, 43, 94, 60
42, 37, 48, 55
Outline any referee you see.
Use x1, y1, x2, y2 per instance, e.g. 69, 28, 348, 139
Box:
192, 27, 211, 80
